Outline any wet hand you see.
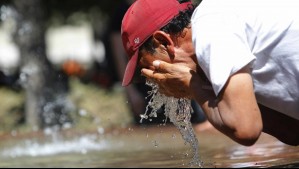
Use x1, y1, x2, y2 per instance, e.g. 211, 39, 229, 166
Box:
141, 60, 197, 98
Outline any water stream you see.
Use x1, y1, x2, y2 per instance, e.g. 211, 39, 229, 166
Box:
141, 81, 202, 167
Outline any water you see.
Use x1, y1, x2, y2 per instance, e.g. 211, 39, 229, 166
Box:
0, 126, 199, 167
1, 134, 106, 158
141, 81, 202, 167
0, 126, 299, 168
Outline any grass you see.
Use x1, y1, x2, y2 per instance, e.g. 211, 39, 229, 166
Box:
68, 77, 133, 131
0, 77, 134, 135
0, 87, 24, 132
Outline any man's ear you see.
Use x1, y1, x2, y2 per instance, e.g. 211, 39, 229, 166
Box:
152, 31, 175, 56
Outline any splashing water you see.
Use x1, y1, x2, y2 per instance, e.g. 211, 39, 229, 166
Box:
141, 81, 202, 167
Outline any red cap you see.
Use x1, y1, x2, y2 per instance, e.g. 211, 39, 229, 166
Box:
121, 0, 192, 86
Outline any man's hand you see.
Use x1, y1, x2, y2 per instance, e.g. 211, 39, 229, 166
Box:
141, 60, 198, 98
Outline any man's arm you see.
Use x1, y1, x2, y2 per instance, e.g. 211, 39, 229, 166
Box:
192, 66, 263, 146
142, 62, 262, 146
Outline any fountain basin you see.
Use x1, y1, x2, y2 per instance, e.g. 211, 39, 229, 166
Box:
0, 125, 298, 168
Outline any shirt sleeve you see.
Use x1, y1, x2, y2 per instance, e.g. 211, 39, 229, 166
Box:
192, 12, 256, 96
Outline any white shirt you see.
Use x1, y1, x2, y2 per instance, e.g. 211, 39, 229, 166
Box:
191, 0, 299, 120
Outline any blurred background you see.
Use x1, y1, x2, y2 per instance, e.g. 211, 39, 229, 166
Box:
1, 1, 299, 168
0, 0, 203, 134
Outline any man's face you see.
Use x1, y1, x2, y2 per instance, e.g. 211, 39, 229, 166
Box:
129, 50, 160, 84
138, 27, 198, 75
138, 45, 198, 74
138, 48, 172, 71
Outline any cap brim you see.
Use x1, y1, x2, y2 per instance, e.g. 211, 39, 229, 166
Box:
122, 50, 139, 86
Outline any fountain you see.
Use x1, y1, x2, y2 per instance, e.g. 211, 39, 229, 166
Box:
10, 0, 72, 129
1, 1, 299, 168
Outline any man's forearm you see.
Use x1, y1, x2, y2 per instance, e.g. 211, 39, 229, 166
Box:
190, 74, 261, 146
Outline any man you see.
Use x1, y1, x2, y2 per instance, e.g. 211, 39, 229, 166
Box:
111, 0, 208, 126
121, 0, 299, 146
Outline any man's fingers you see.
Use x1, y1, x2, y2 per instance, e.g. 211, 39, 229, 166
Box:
141, 68, 165, 80
141, 68, 154, 78
153, 60, 161, 68
153, 60, 172, 73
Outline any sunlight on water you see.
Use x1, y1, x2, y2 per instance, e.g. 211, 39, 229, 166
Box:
1, 134, 107, 158
142, 81, 202, 167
